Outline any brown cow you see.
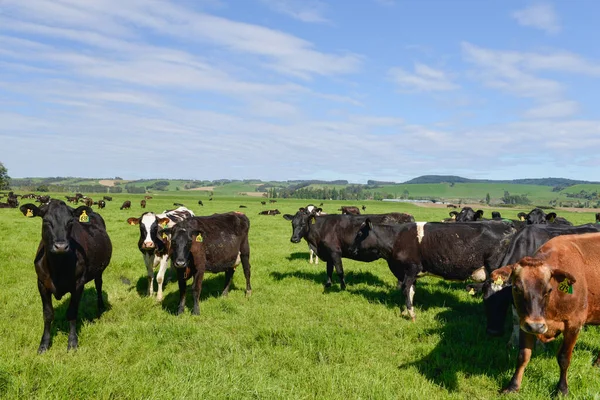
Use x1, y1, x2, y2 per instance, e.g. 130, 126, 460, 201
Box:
339, 206, 360, 215
120, 200, 131, 210
140, 199, 146, 208
491, 232, 600, 396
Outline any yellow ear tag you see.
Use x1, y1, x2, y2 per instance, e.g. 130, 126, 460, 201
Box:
196, 234, 203, 242
519, 216, 525, 221
558, 278, 573, 294
311, 217, 316, 224
26, 209, 33, 217
494, 276, 504, 286
129, 221, 136, 226
468, 288, 475, 296
79, 210, 89, 223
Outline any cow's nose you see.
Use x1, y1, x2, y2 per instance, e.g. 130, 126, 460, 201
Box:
523, 321, 547, 334
290, 238, 301, 244
174, 260, 187, 268
142, 241, 155, 249
52, 242, 70, 253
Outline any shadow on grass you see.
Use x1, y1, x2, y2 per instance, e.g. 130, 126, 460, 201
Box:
270, 269, 389, 288
160, 273, 235, 315
286, 252, 312, 261
397, 282, 562, 393
41, 286, 110, 350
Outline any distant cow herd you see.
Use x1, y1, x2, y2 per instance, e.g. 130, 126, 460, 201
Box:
8, 195, 600, 395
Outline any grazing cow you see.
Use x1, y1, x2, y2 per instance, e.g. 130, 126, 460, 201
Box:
269, 199, 276, 203
319, 202, 324, 207
517, 208, 572, 225
97, 200, 106, 209
65, 196, 77, 204
259, 209, 281, 215
7, 192, 19, 208
103, 196, 112, 201
36, 195, 51, 204
144, 196, 153, 200
491, 233, 600, 396
83, 197, 93, 207
140, 199, 146, 208
361, 205, 367, 212
239, 205, 247, 208
120, 200, 131, 210
22, 193, 36, 199
347, 220, 515, 320
126, 207, 195, 300
0, 202, 11, 208
75, 193, 84, 202
173, 202, 185, 207
339, 206, 360, 215
161, 212, 252, 315
454, 207, 484, 222
480, 224, 600, 341
596, 212, 600, 223
19, 200, 112, 352
446, 204, 458, 208
198, 200, 204, 206
260, 201, 266, 205
283, 209, 417, 285
209, 197, 213, 201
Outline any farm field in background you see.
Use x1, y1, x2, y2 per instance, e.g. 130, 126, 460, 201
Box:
1, 195, 600, 398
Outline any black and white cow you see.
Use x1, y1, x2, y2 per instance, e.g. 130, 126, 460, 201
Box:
480, 223, 600, 344
126, 206, 195, 301
348, 220, 516, 320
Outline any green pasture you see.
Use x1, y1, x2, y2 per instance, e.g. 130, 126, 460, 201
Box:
1, 195, 600, 399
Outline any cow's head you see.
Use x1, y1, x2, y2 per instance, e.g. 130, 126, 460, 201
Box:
455, 207, 484, 222
127, 213, 170, 252
348, 218, 375, 255
283, 207, 320, 243
491, 211, 502, 219
490, 257, 576, 335
161, 225, 204, 269
519, 208, 557, 225
20, 200, 93, 254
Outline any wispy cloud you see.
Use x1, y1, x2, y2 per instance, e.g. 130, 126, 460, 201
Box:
389, 63, 458, 92
258, 0, 329, 23
512, 3, 561, 34
523, 100, 580, 119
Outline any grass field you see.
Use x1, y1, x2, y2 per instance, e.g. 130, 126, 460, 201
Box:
1, 195, 600, 399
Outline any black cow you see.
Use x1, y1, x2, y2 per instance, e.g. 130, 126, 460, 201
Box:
198, 200, 204, 206
283, 210, 417, 290
140, 199, 146, 208
7, 192, 19, 208
239, 205, 247, 208
361, 205, 367, 212
260, 201, 266, 205
259, 209, 280, 215
517, 208, 572, 225
0, 202, 11, 208
480, 223, 600, 341
120, 200, 131, 210
36, 195, 51, 204
97, 200, 106, 209
19, 200, 112, 353
103, 196, 113, 201
596, 213, 600, 223
161, 212, 252, 315
491, 211, 502, 219
348, 220, 516, 320
173, 202, 185, 207
454, 207, 484, 222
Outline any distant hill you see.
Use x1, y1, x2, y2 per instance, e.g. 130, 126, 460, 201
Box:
403, 175, 600, 187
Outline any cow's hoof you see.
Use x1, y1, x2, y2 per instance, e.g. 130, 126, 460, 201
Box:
324, 282, 332, 288
67, 341, 78, 352
501, 384, 519, 394
37, 344, 49, 354
246, 289, 252, 297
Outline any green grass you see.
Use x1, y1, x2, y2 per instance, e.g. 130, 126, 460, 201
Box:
1, 196, 600, 398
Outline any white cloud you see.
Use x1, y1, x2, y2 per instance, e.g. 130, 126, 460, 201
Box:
512, 3, 561, 34
389, 63, 459, 92
523, 100, 579, 119
258, 0, 329, 23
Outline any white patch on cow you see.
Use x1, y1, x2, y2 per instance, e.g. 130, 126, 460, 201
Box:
234, 252, 241, 267
409, 285, 415, 304
416, 222, 426, 243
471, 267, 486, 282
491, 281, 504, 293
155, 254, 169, 301
141, 213, 157, 244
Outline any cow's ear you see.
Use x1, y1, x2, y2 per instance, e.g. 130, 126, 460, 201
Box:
298, 207, 305, 212
20, 204, 42, 218
283, 214, 293, 221
161, 227, 173, 237
491, 264, 514, 286
552, 269, 577, 285
158, 217, 170, 227
127, 217, 140, 226
546, 212, 557, 223
476, 210, 484, 219
190, 229, 204, 242
73, 206, 94, 222
316, 208, 323, 213
449, 211, 458, 218
517, 212, 527, 221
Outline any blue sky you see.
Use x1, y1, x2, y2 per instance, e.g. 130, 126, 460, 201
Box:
1, 0, 600, 183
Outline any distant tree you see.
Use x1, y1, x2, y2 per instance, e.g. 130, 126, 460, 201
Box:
114, 176, 123, 180
0, 162, 10, 190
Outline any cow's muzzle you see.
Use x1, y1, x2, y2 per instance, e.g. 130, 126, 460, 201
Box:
141, 241, 155, 249
290, 237, 301, 244
173, 260, 187, 268
51, 241, 70, 253
522, 320, 548, 335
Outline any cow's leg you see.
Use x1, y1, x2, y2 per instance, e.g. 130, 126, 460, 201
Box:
66, 285, 85, 351
176, 269, 187, 315
94, 276, 105, 317
240, 240, 252, 296
399, 266, 418, 321
502, 331, 535, 393
155, 255, 169, 301
556, 326, 580, 396
325, 261, 334, 288
221, 268, 235, 297
508, 306, 520, 348
315, 255, 319, 265
37, 281, 54, 354
309, 248, 314, 264
143, 253, 155, 297
331, 253, 346, 290
191, 269, 205, 316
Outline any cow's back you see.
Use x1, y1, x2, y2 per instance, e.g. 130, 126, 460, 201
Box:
73, 213, 112, 281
